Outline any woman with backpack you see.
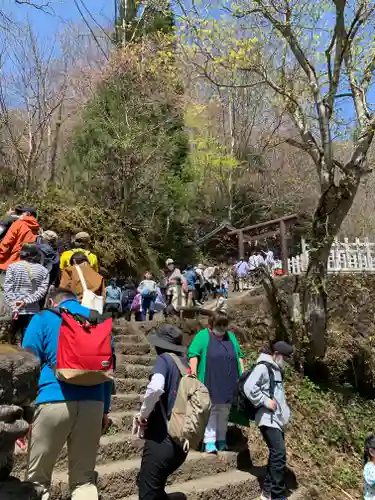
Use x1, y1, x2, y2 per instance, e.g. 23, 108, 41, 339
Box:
59, 252, 105, 312
188, 312, 244, 453
137, 271, 157, 321
134, 324, 189, 500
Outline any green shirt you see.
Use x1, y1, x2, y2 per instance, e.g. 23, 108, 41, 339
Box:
188, 328, 243, 383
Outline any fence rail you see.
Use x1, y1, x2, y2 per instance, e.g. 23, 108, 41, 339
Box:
288, 238, 375, 275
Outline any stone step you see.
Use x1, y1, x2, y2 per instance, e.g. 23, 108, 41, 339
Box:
122, 469, 260, 500
111, 393, 141, 412
117, 354, 155, 367
13, 431, 144, 475
114, 334, 148, 344
114, 378, 149, 394
50, 451, 244, 500
108, 411, 135, 433
115, 363, 152, 379
116, 342, 151, 356
112, 323, 150, 337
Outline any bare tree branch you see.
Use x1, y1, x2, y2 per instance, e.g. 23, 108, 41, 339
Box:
73, 0, 109, 60
324, 1, 346, 116
14, 0, 53, 12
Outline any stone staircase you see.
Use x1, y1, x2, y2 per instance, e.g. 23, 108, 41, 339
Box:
15, 320, 305, 500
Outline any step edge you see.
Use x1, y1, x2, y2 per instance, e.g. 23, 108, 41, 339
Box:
121, 470, 259, 500
52, 450, 238, 482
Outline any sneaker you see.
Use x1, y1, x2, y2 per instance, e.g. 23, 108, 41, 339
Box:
260, 493, 271, 500
217, 440, 227, 451
205, 442, 218, 453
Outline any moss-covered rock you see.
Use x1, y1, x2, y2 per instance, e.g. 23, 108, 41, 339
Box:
0, 346, 40, 498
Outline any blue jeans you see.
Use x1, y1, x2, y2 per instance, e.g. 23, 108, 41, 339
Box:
141, 296, 155, 321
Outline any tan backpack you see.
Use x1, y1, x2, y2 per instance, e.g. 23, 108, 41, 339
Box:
163, 353, 212, 452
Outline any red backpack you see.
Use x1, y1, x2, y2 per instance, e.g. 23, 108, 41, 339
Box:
50, 308, 114, 386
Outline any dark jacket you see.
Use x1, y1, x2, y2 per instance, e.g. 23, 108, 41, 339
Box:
121, 285, 137, 310
37, 238, 60, 286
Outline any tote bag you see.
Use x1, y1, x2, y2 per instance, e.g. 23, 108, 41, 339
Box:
75, 265, 104, 314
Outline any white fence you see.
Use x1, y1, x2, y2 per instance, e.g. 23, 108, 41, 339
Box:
288, 238, 375, 275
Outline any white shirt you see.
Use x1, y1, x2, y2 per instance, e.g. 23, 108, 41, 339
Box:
249, 255, 264, 270
264, 250, 275, 267
203, 266, 215, 281
216, 296, 228, 314
364, 462, 375, 499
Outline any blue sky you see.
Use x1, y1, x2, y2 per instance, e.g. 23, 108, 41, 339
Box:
10, 0, 114, 36
7, 0, 375, 129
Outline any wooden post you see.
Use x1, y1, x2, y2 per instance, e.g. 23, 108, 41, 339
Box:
280, 219, 288, 274
238, 231, 244, 259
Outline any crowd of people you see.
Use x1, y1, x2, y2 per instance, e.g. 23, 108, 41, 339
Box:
0, 204, 233, 344
232, 249, 283, 292
2, 204, 373, 500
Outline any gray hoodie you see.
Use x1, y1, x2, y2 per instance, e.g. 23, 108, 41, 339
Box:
243, 353, 291, 431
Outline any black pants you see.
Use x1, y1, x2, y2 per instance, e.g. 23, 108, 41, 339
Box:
124, 309, 132, 321
260, 426, 286, 500
104, 303, 121, 318
195, 284, 202, 303
10, 314, 33, 345
137, 436, 187, 500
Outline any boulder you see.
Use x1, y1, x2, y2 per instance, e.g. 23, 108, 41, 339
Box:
0, 345, 42, 499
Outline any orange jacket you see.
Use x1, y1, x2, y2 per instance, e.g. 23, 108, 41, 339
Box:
0, 216, 40, 270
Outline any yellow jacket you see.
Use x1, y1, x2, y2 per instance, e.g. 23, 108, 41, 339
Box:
60, 248, 99, 272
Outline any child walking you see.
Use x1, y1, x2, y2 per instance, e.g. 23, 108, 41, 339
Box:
364, 434, 375, 499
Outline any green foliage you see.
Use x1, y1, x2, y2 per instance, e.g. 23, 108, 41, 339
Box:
241, 347, 371, 497
115, 0, 174, 45
57, 35, 195, 272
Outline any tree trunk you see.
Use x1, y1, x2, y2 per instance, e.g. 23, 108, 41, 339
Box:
49, 103, 63, 184
302, 172, 360, 357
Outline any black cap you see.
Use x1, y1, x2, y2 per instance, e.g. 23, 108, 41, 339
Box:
22, 206, 37, 217
272, 341, 294, 360
20, 243, 40, 259
148, 324, 185, 353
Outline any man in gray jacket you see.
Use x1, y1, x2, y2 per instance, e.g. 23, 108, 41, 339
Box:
244, 341, 294, 500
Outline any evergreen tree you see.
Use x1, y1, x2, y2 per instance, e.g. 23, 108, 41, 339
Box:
115, 0, 174, 45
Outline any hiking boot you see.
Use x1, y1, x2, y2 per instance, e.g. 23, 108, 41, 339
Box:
204, 442, 217, 454
217, 440, 227, 451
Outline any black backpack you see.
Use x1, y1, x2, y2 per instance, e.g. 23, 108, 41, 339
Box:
232, 361, 277, 421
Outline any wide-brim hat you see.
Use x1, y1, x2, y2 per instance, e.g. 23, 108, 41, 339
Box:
148, 324, 186, 353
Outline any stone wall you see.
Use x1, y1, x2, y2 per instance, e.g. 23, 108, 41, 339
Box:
231, 274, 375, 394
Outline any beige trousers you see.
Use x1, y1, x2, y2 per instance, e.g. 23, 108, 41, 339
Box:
26, 400, 104, 500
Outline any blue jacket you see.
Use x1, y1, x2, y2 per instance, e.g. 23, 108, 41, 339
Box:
183, 269, 197, 291
106, 285, 122, 305
22, 299, 114, 412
